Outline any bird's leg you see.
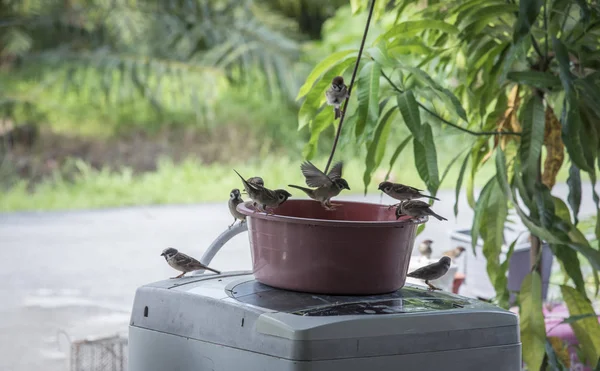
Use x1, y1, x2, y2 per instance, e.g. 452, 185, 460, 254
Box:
387, 202, 401, 210
425, 280, 441, 291
228, 218, 236, 228
171, 272, 186, 279
265, 207, 275, 216
322, 200, 336, 211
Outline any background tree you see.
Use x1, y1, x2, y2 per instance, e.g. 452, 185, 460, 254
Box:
298, 0, 600, 369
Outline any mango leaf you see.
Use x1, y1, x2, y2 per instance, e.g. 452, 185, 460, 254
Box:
513, 0, 543, 43
471, 177, 495, 253
550, 244, 587, 296
561, 97, 594, 173
413, 123, 440, 195
496, 149, 600, 271
479, 178, 509, 307
560, 313, 599, 325
397, 65, 468, 122
553, 37, 575, 96
296, 50, 357, 100
546, 338, 570, 371
363, 106, 397, 193
507, 71, 562, 90
454, 152, 470, 217
519, 95, 545, 174
533, 183, 555, 229
519, 272, 546, 371
397, 90, 423, 141
366, 44, 396, 69
468, 137, 490, 208
499, 235, 520, 308
302, 107, 334, 160
567, 164, 582, 225
355, 61, 381, 139
384, 135, 413, 181
377, 20, 460, 43
298, 57, 357, 130
561, 285, 600, 369
441, 148, 468, 185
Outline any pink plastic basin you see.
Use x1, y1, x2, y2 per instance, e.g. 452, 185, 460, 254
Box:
237, 199, 426, 295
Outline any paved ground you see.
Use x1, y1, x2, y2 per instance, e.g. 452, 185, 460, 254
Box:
0, 183, 598, 371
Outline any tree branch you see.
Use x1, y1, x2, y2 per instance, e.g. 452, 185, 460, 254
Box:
324, 0, 376, 174
380, 70, 522, 137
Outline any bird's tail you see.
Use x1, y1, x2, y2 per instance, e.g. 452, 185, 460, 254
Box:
203, 266, 221, 274
288, 184, 314, 196
334, 107, 341, 119
422, 194, 440, 201
431, 212, 448, 221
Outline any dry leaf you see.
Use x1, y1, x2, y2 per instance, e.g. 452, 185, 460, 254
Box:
542, 106, 564, 190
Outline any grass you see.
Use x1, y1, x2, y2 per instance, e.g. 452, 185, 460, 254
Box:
1, 148, 576, 213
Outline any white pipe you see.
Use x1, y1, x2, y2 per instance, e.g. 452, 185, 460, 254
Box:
191, 222, 248, 275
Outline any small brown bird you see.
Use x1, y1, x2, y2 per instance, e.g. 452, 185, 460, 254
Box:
233, 169, 291, 214
242, 177, 264, 195
161, 247, 221, 278
228, 189, 245, 228
418, 239, 434, 260
407, 256, 452, 291
325, 76, 350, 119
443, 246, 466, 261
396, 200, 448, 221
288, 161, 350, 210
378, 181, 439, 209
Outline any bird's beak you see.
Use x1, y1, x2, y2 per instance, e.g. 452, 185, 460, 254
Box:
377, 184, 383, 190
345, 185, 351, 190
160, 253, 165, 256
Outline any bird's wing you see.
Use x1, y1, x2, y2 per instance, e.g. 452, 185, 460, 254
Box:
407, 262, 440, 279
327, 161, 343, 181
260, 188, 281, 203
174, 252, 199, 267
393, 184, 422, 193
301, 161, 333, 187
406, 200, 431, 209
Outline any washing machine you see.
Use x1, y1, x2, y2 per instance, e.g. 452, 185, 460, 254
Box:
129, 271, 521, 371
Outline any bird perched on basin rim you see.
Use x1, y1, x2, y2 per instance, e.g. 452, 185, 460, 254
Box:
233, 169, 292, 214
228, 188, 246, 228
161, 247, 221, 278
378, 181, 439, 209
396, 200, 448, 221
407, 256, 452, 291
288, 161, 350, 210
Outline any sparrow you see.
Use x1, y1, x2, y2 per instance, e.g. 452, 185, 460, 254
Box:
325, 76, 350, 119
395, 200, 448, 221
443, 246, 466, 261
407, 256, 452, 291
378, 181, 439, 209
160, 247, 221, 278
228, 188, 245, 228
418, 239, 434, 260
233, 169, 292, 214
241, 176, 264, 195
288, 161, 350, 210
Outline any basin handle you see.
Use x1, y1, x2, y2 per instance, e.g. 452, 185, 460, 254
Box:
191, 222, 248, 275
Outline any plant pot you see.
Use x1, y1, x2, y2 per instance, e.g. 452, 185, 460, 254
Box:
237, 199, 426, 295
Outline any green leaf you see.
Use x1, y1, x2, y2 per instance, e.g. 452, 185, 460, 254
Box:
363, 106, 397, 193
519, 94, 545, 174
562, 97, 593, 173
471, 177, 496, 253
355, 61, 381, 139
550, 244, 587, 295
454, 152, 470, 217
498, 235, 520, 308
567, 164, 582, 225
296, 50, 357, 100
413, 123, 440, 195
378, 20, 460, 43
298, 57, 356, 130
506, 71, 562, 90
496, 150, 600, 271
553, 37, 575, 96
302, 107, 334, 160
560, 313, 599, 325
366, 44, 396, 69
561, 285, 600, 369
384, 135, 413, 181
397, 90, 422, 141
441, 148, 468, 185
545, 339, 569, 371
479, 178, 509, 307
397, 65, 468, 122
519, 272, 546, 371
513, 0, 543, 43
